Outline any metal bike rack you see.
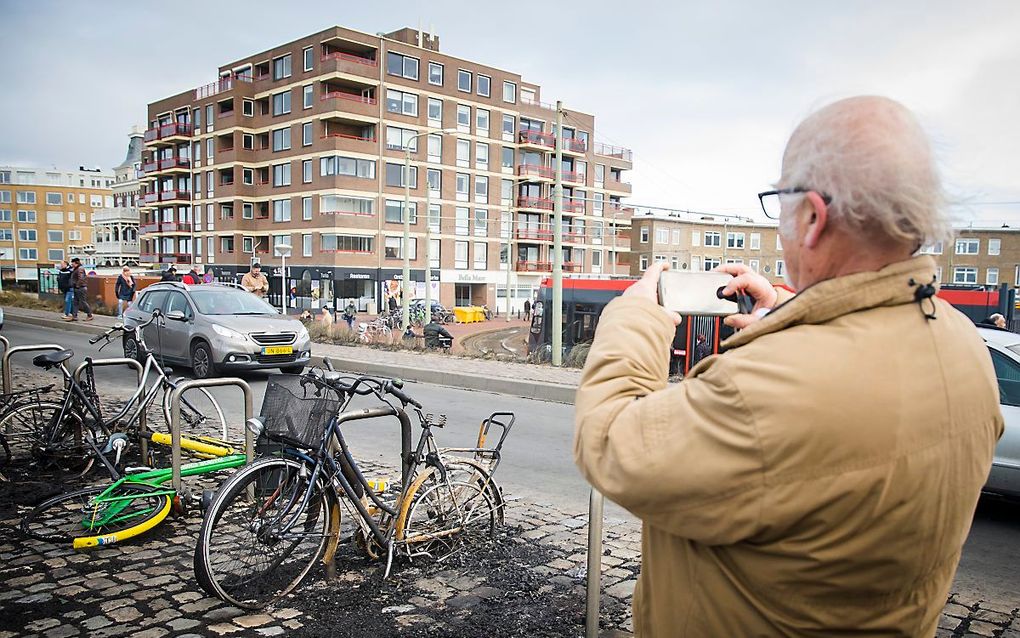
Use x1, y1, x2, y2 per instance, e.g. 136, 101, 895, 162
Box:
586, 488, 605, 638
72, 358, 147, 459
169, 377, 253, 493
2, 343, 65, 394
0, 336, 10, 361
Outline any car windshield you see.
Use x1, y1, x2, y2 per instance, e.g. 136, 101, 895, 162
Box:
189, 288, 278, 315
1007, 344, 1020, 358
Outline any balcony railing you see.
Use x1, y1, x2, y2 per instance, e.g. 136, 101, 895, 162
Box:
562, 170, 583, 183
321, 51, 378, 66
563, 198, 586, 214
563, 232, 585, 243
321, 91, 376, 105
194, 74, 253, 100
516, 164, 553, 179
563, 138, 588, 153
517, 196, 554, 210
515, 260, 552, 272
160, 221, 192, 233
141, 161, 157, 174
563, 261, 583, 272
515, 228, 553, 241
145, 122, 191, 142
139, 223, 159, 235
159, 157, 191, 170
143, 192, 158, 204
322, 133, 376, 143
518, 130, 555, 148
594, 142, 633, 162
162, 253, 193, 264
139, 253, 159, 262
160, 190, 191, 201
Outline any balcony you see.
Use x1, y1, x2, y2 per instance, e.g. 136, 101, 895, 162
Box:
145, 122, 191, 146
159, 221, 192, 233
159, 157, 192, 172
143, 192, 159, 204
139, 223, 160, 235
517, 196, 554, 211
562, 170, 583, 184
95, 240, 140, 254
139, 253, 159, 263
563, 232, 585, 243
516, 260, 552, 272
161, 253, 192, 265
160, 190, 191, 202
605, 178, 633, 194
515, 228, 553, 242
563, 138, 588, 154
594, 142, 633, 163
516, 164, 553, 180
563, 198, 586, 214
93, 207, 140, 224
320, 90, 378, 119
194, 74, 253, 100
518, 130, 555, 148
563, 262, 583, 273
141, 161, 157, 175
320, 51, 380, 80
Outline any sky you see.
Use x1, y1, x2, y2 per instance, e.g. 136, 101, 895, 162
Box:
2, 0, 1019, 225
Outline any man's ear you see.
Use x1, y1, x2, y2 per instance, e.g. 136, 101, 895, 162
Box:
802, 191, 829, 249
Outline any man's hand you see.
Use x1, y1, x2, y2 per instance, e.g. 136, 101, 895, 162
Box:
623, 262, 682, 325
715, 263, 779, 329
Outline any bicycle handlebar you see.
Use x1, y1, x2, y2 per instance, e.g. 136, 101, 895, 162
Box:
303, 370, 421, 407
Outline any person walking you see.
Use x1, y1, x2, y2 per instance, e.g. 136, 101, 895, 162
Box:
114, 265, 137, 318
64, 258, 93, 322
343, 300, 357, 329
160, 266, 178, 282
524, 298, 531, 321
241, 263, 270, 298
182, 266, 203, 285
574, 96, 1002, 637
691, 333, 712, 366
387, 294, 398, 314
57, 260, 73, 318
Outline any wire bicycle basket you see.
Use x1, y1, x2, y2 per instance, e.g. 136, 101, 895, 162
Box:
258, 375, 340, 450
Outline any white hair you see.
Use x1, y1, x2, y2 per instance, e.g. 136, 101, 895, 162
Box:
781, 96, 952, 247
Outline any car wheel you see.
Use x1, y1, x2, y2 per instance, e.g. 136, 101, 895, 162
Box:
191, 342, 218, 379
123, 334, 142, 363
279, 365, 305, 374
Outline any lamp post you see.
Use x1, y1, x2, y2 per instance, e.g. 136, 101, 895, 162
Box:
274, 243, 291, 315
402, 128, 457, 331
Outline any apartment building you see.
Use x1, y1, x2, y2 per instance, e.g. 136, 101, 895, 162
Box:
630, 212, 788, 283
94, 129, 144, 266
632, 214, 1020, 289
0, 165, 114, 285
139, 25, 633, 312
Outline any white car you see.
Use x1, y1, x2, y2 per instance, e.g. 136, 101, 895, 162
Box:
978, 326, 1020, 497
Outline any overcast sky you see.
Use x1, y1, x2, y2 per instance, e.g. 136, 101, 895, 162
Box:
2, 0, 1018, 224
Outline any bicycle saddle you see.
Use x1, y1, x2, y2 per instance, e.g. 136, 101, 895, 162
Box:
32, 349, 74, 369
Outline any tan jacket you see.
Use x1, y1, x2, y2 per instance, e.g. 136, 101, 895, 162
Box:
575, 256, 1002, 637
241, 271, 269, 297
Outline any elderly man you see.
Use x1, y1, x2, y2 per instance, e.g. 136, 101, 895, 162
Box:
575, 96, 1002, 637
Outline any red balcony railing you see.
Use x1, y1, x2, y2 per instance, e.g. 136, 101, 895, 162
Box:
516, 164, 553, 179
159, 157, 191, 170
563, 261, 583, 272
563, 232, 585, 243
562, 170, 583, 183
564, 138, 588, 153
321, 51, 378, 66
160, 190, 191, 201
321, 91, 376, 105
517, 196, 554, 210
515, 260, 552, 272
563, 198, 586, 214
160, 222, 192, 233
194, 75, 252, 100
145, 122, 191, 143
141, 161, 157, 174
515, 228, 553, 241
518, 130, 555, 147
322, 133, 376, 143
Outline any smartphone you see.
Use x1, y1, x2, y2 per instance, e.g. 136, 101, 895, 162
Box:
657, 271, 754, 316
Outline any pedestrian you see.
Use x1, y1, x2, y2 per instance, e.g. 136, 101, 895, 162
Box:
343, 300, 357, 329
57, 260, 73, 318
387, 294, 398, 314
422, 319, 453, 350
299, 309, 313, 323
241, 263, 269, 298
524, 298, 531, 321
574, 96, 1002, 637
160, 266, 177, 282
319, 306, 334, 328
691, 333, 712, 366
64, 257, 93, 322
182, 266, 202, 285
114, 265, 136, 318
985, 313, 1007, 329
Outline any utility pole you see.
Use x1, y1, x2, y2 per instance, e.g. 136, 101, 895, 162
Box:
424, 170, 433, 326
552, 101, 564, 367
401, 145, 412, 332
505, 211, 513, 321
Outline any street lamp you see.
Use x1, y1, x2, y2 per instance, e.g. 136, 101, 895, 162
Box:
402, 127, 457, 331
274, 243, 292, 315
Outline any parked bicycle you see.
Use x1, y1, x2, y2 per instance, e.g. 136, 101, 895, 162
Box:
0, 309, 226, 474
193, 363, 514, 608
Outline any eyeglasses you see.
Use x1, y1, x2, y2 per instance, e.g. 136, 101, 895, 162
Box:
758, 188, 833, 220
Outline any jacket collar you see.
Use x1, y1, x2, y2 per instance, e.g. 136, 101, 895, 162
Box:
723, 255, 939, 349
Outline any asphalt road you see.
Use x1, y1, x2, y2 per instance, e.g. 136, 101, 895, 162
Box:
3, 318, 1018, 605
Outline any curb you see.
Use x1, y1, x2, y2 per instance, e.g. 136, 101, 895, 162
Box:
4, 308, 577, 404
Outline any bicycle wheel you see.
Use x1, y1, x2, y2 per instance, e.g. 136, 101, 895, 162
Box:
21, 482, 171, 547
0, 401, 94, 473
0, 400, 62, 463
161, 379, 228, 440
397, 463, 497, 558
195, 456, 337, 608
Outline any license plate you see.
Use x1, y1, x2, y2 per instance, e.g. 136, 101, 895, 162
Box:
261, 346, 293, 356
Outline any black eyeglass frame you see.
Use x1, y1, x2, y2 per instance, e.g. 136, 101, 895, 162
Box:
758, 188, 833, 220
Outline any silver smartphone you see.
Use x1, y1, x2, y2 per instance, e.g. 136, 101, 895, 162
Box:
658, 271, 750, 316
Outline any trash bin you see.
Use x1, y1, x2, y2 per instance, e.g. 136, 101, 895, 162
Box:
454, 307, 473, 323
471, 306, 485, 322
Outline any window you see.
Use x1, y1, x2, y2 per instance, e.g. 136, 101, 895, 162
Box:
320, 156, 376, 179
0, 229, 9, 240
727, 232, 745, 249
384, 163, 417, 188
427, 135, 442, 162
456, 173, 470, 200
385, 89, 418, 116
990, 349, 1020, 407
384, 200, 418, 224
242, 99, 254, 117
68, 230, 81, 240
303, 85, 313, 109
953, 267, 977, 284
428, 203, 441, 231
242, 168, 254, 185
456, 139, 470, 167
273, 54, 292, 80
457, 105, 470, 131
47, 230, 63, 242
593, 193, 604, 215
302, 160, 312, 184
321, 234, 374, 253
303, 46, 313, 72
243, 202, 254, 219
427, 98, 442, 124
919, 241, 944, 255
474, 242, 487, 269
501, 179, 513, 204
302, 122, 313, 147
242, 237, 254, 253
272, 127, 291, 151
502, 114, 515, 140
749, 259, 760, 272
501, 147, 514, 169
671, 229, 681, 245
302, 233, 312, 257
19, 229, 37, 241
273, 163, 291, 186
655, 228, 668, 244
956, 238, 979, 254
503, 81, 516, 103
17, 210, 36, 223
704, 257, 721, 271
428, 62, 444, 85
640, 226, 649, 243
384, 236, 416, 259
0, 171, 8, 184
776, 260, 786, 277
474, 209, 488, 236
320, 195, 374, 216
477, 74, 491, 97
272, 199, 291, 222
45, 192, 61, 205
0, 191, 8, 204
45, 211, 62, 224
458, 69, 472, 92
19, 248, 38, 260
430, 238, 441, 268
748, 232, 761, 250
386, 52, 419, 80
47, 249, 64, 261
302, 196, 312, 220
455, 241, 469, 269
989, 238, 1001, 256
272, 90, 291, 116
700, 231, 720, 247
16, 191, 35, 204
639, 255, 648, 271
386, 126, 419, 152
987, 268, 999, 285
456, 207, 470, 236
476, 109, 490, 134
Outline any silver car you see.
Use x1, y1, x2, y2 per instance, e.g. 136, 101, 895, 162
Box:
978, 326, 1020, 497
122, 282, 311, 378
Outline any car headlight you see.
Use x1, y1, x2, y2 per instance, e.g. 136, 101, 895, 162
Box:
212, 324, 246, 341
297, 325, 309, 341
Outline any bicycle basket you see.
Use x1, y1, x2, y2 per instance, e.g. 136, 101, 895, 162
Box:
259, 375, 340, 450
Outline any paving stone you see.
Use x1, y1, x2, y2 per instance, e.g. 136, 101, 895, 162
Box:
447, 594, 481, 609
81, 616, 113, 631
25, 619, 61, 632
973, 608, 1013, 625
180, 598, 220, 614
207, 623, 243, 635
43, 625, 78, 638
132, 629, 168, 638
605, 580, 637, 600
235, 614, 275, 628
966, 620, 1001, 637
938, 615, 963, 631
107, 606, 142, 623
255, 628, 285, 637
166, 618, 201, 632
943, 603, 972, 618
382, 604, 416, 614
